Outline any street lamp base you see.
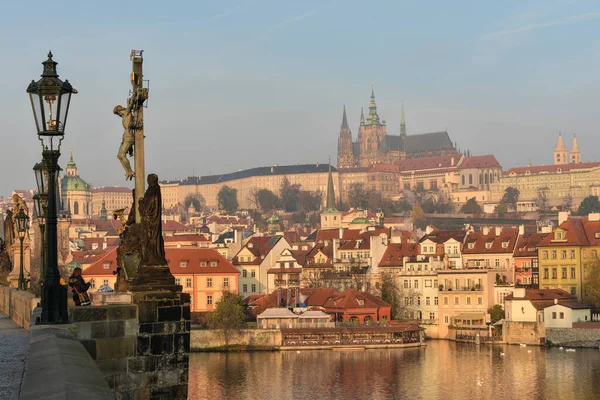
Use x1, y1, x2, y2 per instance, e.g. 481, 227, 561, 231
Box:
40, 282, 69, 324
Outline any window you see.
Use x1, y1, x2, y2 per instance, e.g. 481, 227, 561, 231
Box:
103, 279, 109, 286
434, 297, 439, 305
570, 250, 575, 259
223, 277, 229, 287
175, 278, 181, 286
443, 297, 449, 305
242, 284, 247, 292
211, 262, 217, 267
552, 312, 557, 319
426, 297, 431, 306
251, 271, 256, 278
571, 268, 576, 279
551, 251, 557, 259
454, 297, 459, 305
89, 279, 96, 289
544, 268, 549, 279
417, 297, 421, 306
206, 278, 212, 287
430, 313, 435, 320
562, 268, 567, 279
425, 279, 432, 288
103, 263, 111, 270
561, 250, 567, 259
466, 297, 471, 305
495, 259, 500, 267
251, 284, 256, 292
201, 262, 207, 268
414, 280, 419, 289
180, 261, 188, 268
543, 251, 548, 259
570, 287, 576, 296
207, 295, 213, 305
559, 312, 564, 319
242, 270, 247, 278
552, 268, 557, 279
404, 280, 409, 289
444, 315, 449, 324
186, 278, 192, 288
477, 297, 483, 305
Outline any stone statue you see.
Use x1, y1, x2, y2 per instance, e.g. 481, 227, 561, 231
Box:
139, 174, 166, 266
0, 237, 11, 273
3, 210, 14, 254
114, 105, 136, 181
12, 194, 29, 216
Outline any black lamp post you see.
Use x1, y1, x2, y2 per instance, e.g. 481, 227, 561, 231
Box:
15, 208, 30, 290
33, 192, 47, 297
28, 51, 77, 323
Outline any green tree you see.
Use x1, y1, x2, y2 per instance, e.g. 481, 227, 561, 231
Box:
536, 187, 550, 213
217, 186, 238, 214
411, 203, 427, 230
494, 203, 508, 218
347, 183, 368, 209
585, 257, 600, 309
308, 212, 320, 228
487, 304, 505, 323
255, 188, 280, 213
378, 271, 401, 320
209, 291, 246, 346
184, 193, 206, 212
280, 176, 301, 212
298, 190, 323, 212
576, 195, 600, 216
501, 187, 520, 211
460, 197, 483, 214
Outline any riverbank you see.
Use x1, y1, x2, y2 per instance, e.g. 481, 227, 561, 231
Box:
193, 344, 279, 352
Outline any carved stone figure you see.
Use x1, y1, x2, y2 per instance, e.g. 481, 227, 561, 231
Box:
114, 105, 136, 181
3, 210, 14, 256
12, 194, 29, 216
139, 174, 166, 266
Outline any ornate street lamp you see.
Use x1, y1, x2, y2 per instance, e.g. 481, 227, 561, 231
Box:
28, 51, 77, 323
33, 193, 47, 297
15, 208, 30, 290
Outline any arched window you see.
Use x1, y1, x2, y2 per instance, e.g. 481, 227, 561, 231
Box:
485, 174, 489, 184
73, 201, 79, 215
479, 175, 483, 185
462, 176, 465, 185
469, 174, 473, 185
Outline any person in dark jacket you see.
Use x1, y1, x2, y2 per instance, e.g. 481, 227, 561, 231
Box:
68, 267, 91, 306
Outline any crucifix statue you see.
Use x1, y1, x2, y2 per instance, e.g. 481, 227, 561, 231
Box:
113, 50, 148, 223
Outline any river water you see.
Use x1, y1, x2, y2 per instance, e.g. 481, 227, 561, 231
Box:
188, 341, 600, 400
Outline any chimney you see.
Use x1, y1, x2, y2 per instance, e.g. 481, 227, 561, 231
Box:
295, 288, 300, 308
554, 298, 558, 305
518, 225, 525, 236
451, 157, 455, 166
425, 225, 434, 235
333, 238, 339, 260
558, 211, 570, 225
589, 213, 600, 222
483, 226, 490, 235
495, 226, 502, 236
339, 227, 344, 240
102, 242, 107, 250
277, 288, 282, 307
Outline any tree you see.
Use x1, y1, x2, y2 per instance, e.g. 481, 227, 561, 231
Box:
280, 176, 301, 212
411, 203, 427, 230
577, 195, 600, 216
585, 258, 600, 309
378, 271, 401, 320
255, 188, 280, 213
460, 197, 483, 214
298, 190, 323, 212
217, 186, 238, 214
308, 212, 320, 227
184, 193, 206, 213
535, 187, 550, 213
501, 187, 520, 211
494, 203, 508, 218
562, 194, 574, 212
209, 291, 246, 346
487, 304, 505, 324
347, 183, 368, 209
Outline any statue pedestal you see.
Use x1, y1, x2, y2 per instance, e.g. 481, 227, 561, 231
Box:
7, 242, 30, 288
130, 264, 177, 292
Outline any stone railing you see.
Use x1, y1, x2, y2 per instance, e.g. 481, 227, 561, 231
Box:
0, 286, 40, 330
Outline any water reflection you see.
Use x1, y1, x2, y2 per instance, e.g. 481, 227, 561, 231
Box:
189, 342, 600, 399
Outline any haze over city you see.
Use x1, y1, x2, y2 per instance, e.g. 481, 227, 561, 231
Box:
1, 0, 599, 195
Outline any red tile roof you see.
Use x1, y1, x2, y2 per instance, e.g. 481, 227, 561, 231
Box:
164, 234, 210, 243
378, 242, 419, 267
505, 162, 600, 176
393, 155, 461, 172
513, 233, 550, 257
232, 235, 283, 264
92, 186, 132, 194
165, 248, 239, 274
537, 217, 600, 247
420, 230, 467, 245
162, 220, 191, 232
459, 155, 501, 169
368, 164, 400, 173
504, 289, 574, 301
81, 247, 119, 275
462, 228, 518, 254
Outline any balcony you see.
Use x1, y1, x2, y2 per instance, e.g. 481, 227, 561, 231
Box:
439, 285, 484, 292
275, 279, 287, 286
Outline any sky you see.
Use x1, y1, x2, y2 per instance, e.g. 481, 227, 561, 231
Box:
1, 0, 599, 197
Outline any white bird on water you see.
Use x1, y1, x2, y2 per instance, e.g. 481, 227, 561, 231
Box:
559, 347, 564, 350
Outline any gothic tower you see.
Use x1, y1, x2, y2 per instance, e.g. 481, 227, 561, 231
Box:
358, 86, 387, 167
570, 134, 581, 164
337, 106, 354, 168
554, 133, 568, 165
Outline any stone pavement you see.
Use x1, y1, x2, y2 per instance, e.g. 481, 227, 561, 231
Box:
0, 313, 28, 400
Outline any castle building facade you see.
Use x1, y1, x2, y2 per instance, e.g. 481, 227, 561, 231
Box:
337, 87, 458, 168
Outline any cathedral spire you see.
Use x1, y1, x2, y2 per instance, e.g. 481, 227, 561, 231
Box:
326, 160, 337, 210
360, 107, 365, 126
570, 134, 581, 164
341, 105, 349, 129
366, 84, 380, 125
400, 101, 406, 138
554, 132, 568, 165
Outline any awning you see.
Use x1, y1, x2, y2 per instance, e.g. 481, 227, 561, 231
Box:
493, 319, 504, 326
453, 313, 485, 320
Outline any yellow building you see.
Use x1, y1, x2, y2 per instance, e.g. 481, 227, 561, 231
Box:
537, 214, 600, 302
91, 186, 133, 218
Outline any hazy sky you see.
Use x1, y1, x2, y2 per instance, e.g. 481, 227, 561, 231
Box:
1, 0, 599, 197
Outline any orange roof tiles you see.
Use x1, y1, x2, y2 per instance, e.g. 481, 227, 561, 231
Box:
378, 242, 419, 267
459, 155, 501, 169
462, 228, 518, 254
505, 162, 600, 176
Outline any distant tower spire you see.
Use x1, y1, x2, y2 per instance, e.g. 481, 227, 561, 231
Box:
360, 107, 365, 126
100, 199, 107, 220
341, 105, 349, 129
570, 134, 581, 164
337, 106, 354, 168
366, 84, 380, 125
70, 147, 73, 161
554, 132, 568, 165
326, 161, 337, 210
400, 101, 406, 138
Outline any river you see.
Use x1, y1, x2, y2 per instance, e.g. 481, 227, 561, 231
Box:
188, 341, 600, 399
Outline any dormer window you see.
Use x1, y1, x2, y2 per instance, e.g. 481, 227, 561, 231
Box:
485, 243, 492, 249
248, 243, 253, 248
555, 232, 563, 240
103, 262, 111, 270
468, 243, 474, 249
358, 300, 364, 306
502, 242, 508, 249
201, 262, 207, 268
180, 261, 188, 268
595, 232, 600, 239
211, 262, 217, 267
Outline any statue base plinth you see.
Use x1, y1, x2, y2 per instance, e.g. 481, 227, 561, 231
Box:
130, 264, 178, 292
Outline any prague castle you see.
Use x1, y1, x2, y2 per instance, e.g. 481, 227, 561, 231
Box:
337, 87, 458, 168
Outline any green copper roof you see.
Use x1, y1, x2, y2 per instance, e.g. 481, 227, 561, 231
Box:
350, 217, 370, 224
267, 212, 279, 224
61, 175, 91, 192
366, 86, 380, 125
322, 208, 340, 215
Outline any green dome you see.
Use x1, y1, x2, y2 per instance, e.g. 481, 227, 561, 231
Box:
62, 175, 91, 192
350, 217, 370, 225
267, 213, 280, 224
